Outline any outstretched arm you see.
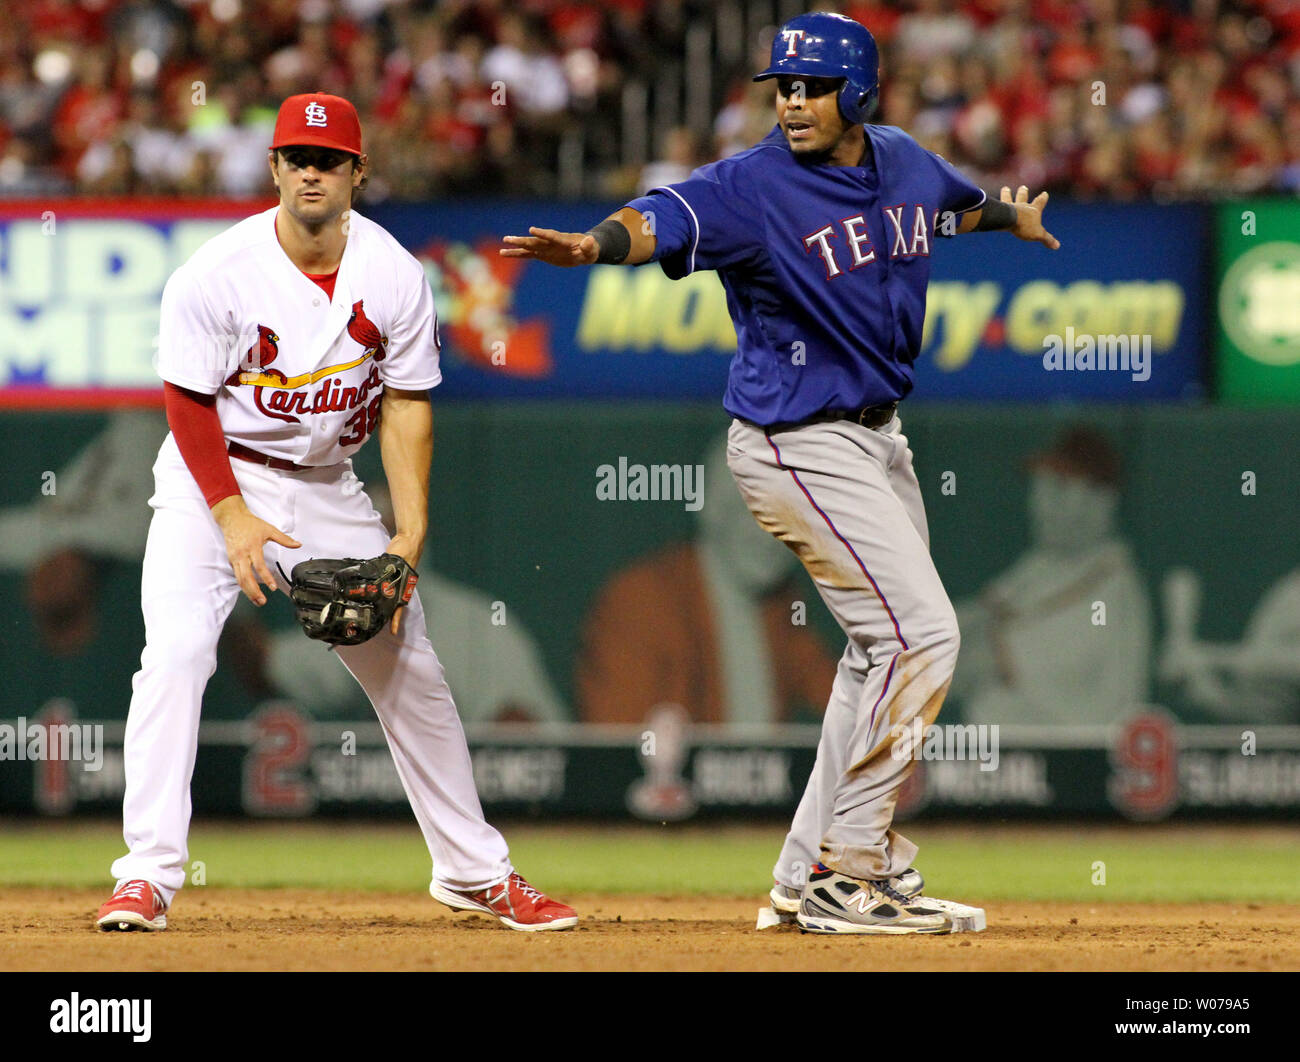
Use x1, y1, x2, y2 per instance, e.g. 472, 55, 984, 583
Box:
957, 185, 1060, 249
500, 207, 657, 267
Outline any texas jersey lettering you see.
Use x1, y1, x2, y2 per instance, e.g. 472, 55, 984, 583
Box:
628, 125, 985, 425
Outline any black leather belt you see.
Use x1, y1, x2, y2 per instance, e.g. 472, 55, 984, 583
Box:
228, 440, 311, 472
766, 401, 898, 434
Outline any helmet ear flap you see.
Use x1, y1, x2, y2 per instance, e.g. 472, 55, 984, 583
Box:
839, 80, 878, 124
860, 84, 879, 121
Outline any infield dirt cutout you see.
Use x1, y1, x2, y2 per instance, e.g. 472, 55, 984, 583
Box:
3, 890, 1297, 971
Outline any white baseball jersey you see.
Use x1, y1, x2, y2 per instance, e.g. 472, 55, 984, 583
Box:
156, 206, 441, 466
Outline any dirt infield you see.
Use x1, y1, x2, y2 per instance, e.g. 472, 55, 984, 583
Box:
2, 889, 1297, 971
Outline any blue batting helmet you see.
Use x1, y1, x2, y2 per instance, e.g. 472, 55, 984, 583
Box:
753, 12, 879, 124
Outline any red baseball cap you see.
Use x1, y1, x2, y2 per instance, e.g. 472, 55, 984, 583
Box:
270, 93, 362, 155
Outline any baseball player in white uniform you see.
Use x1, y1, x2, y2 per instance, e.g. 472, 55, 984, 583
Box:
96, 93, 576, 933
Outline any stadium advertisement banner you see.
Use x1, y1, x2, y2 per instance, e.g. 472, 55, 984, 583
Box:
914, 202, 1206, 400
2, 712, 1299, 822
0, 200, 265, 408
0, 199, 1206, 405
2, 403, 1298, 822
1215, 199, 1300, 403
375, 200, 1209, 402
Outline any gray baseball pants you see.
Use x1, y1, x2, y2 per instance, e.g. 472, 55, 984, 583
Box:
726, 414, 959, 886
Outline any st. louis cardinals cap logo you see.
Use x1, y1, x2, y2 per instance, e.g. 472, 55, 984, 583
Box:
270, 93, 362, 156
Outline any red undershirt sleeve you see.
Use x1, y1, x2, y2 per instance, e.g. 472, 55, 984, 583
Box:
163, 381, 241, 508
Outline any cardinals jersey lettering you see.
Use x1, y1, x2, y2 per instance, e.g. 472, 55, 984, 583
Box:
627, 124, 985, 426
156, 207, 441, 466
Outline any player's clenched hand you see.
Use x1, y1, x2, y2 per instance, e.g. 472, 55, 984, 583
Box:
1002, 186, 1061, 250
500, 227, 599, 267
383, 533, 422, 634
211, 495, 301, 606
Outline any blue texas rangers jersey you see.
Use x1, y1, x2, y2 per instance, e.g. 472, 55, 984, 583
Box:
626, 124, 986, 426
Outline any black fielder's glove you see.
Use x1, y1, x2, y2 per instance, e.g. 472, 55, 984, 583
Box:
289, 554, 419, 646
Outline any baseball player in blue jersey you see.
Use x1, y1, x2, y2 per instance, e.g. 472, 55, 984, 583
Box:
503, 12, 1059, 935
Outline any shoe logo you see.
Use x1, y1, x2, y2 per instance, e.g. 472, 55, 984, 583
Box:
485, 883, 515, 919
846, 890, 878, 916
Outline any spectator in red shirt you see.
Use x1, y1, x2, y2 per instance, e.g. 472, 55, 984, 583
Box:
52, 46, 123, 178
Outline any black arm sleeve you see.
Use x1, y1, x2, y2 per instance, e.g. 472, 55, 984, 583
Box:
973, 198, 1017, 231
586, 219, 632, 264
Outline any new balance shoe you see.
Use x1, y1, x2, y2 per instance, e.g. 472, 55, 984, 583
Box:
892, 867, 925, 899
774, 865, 924, 909
880, 866, 987, 932
430, 872, 577, 932
96, 880, 167, 932
797, 865, 951, 935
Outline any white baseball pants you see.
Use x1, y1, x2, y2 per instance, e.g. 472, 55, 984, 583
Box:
727, 415, 959, 885
110, 434, 511, 904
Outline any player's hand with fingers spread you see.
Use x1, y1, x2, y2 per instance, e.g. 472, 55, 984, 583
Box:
1002, 185, 1061, 250
211, 495, 301, 606
500, 227, 599, 267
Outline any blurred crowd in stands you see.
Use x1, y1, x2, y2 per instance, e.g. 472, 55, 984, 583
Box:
1, 0, 1297, 201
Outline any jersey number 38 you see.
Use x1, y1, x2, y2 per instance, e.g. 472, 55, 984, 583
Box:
338, 393, 383, 447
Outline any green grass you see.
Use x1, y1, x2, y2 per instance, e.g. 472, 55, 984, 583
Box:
2, 821, 1298, 903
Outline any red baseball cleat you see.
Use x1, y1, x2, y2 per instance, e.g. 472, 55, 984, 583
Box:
430, 872, 577, 932
96, 880, 168, 932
